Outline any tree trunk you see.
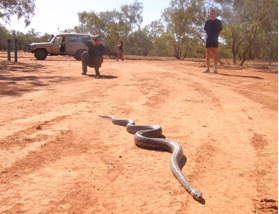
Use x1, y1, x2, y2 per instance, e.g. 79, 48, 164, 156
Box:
230, 25, 237, 64
269, 52, 273, 66
174, 43, 181, 59
232, 50, 237, 64
225, 58, 230, 65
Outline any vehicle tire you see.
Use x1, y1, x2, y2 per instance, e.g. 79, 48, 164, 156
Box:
35, 49, 47, 60
74, 50, 84, 60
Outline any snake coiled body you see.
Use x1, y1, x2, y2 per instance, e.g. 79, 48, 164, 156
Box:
99, 115, 202, 200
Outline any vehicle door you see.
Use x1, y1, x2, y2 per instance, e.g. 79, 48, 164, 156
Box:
51, 36, 63, 54
67, 35, 80, 55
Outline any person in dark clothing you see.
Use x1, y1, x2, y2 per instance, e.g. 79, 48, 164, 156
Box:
203, 9, 222, 73
116, 38, 124, 61
81, 35, 105, 77
60, 37, 65, 52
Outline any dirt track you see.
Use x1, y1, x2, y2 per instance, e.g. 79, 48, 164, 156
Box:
0, 52, 278, 213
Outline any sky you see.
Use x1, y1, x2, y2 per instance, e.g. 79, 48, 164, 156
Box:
0, 0, 171, 35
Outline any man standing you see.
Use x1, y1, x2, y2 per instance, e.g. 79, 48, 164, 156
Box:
203, 9, 222, 73
81, 35, 105, 78
116, 38, 124, 61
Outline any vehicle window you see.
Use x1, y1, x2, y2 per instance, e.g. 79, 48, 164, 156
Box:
52, 36, 62, 44
69, 36, 79, 42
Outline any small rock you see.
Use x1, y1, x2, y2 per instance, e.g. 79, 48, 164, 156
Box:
119, 156, 122, 158
36, 125, 41, 130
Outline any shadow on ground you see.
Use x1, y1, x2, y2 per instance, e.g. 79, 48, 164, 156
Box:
0, 61, 72, 96
86, 74, 118, 79
218, 73, 264, 79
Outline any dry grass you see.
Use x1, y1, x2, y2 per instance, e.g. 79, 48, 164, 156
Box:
104, 55, 177, 61
1, 51, 277, 68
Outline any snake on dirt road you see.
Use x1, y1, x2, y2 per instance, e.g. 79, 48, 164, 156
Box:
99, 115, 202, 201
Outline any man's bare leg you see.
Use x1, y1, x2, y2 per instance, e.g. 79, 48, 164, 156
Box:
212, 48, 218, 73
116, 52, 120, 61
203, 48, 211, 72
81, 51, 90, 75
120, 52, 124, 61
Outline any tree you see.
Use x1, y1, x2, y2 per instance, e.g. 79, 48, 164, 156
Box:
0, 0, 36, 27
235, 0, 275, 65
128, 27, 153, 56
72, 0, 143, 56
161, 0, 208, 59
255, 3, 278, 65
152, 33, 172, 56
212, 0, 277, 65
0, 24, 9, 49
120, 0, 143, 32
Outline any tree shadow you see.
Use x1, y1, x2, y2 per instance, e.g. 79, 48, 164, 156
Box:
218, 73, 264, 79
252, 67, 278, 74
43, 59, 76, 61
0, 75, 72, 96
0, 61, 45, 73
0, 61, 72, 96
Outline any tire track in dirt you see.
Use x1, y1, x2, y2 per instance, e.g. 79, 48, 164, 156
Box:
132, 76, 171, 108
1, 130, 75, 184
0, 115, 111, 213
249, 132, 278, 211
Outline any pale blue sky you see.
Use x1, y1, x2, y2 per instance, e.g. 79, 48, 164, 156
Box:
0, 0, 171, 35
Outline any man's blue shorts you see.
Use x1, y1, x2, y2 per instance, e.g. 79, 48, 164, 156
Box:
206, 42, 218, 48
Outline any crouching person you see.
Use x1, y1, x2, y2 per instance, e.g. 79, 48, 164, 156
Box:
81, 35, 105, 78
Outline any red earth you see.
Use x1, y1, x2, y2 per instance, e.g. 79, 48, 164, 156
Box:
0, 52, 278, 213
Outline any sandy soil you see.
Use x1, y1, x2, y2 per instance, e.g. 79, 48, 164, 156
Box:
0, 52, 278, 214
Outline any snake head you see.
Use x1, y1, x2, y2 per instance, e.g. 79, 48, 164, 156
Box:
192, 190, 202, 201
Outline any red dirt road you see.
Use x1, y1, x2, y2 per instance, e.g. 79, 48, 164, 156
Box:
0, 52, 278, 213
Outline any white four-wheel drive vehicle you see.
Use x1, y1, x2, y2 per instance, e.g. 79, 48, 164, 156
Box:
28, 33, 91, 60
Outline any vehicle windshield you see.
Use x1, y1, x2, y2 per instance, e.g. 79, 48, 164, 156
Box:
51, 36, 63, 44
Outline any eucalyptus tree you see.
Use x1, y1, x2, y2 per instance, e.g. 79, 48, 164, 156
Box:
161, 0, 209, 59
212, 0, 277, 65
0, 0, 36, 27
126, 26, 153, 56
255, 5, 278, 65
0, 24, 9, 49
120, 0, 143, 32
146, 20, 165, 41
72, 0, 143, 56
248, 0, 278, 64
